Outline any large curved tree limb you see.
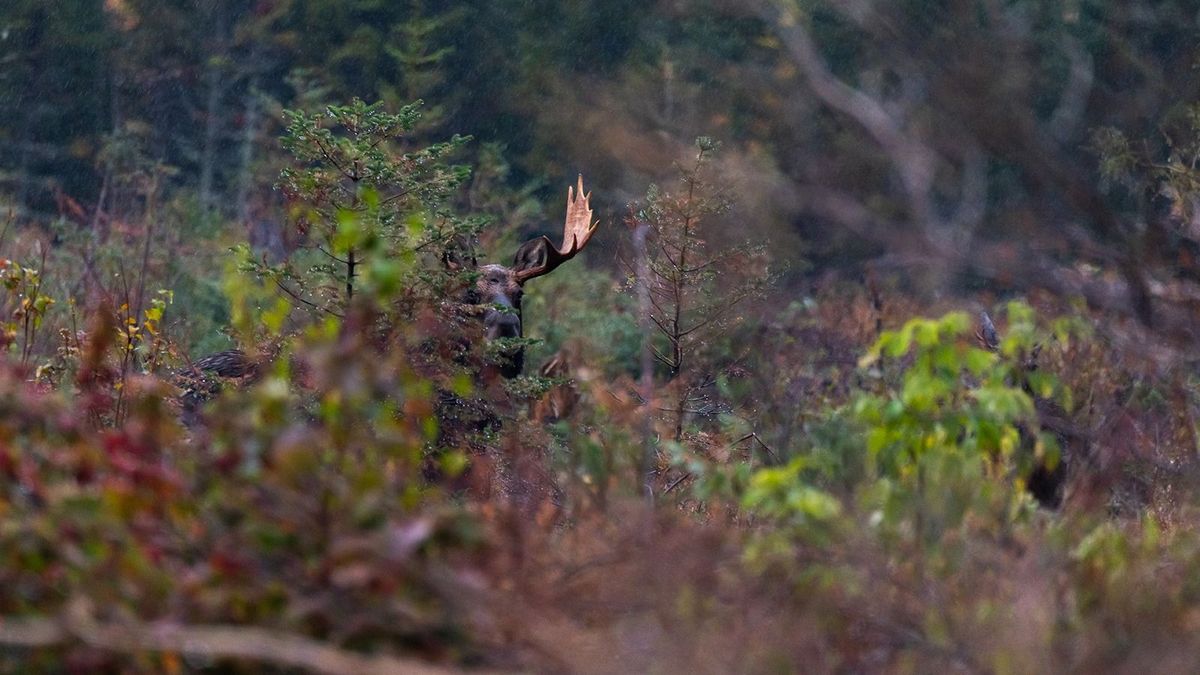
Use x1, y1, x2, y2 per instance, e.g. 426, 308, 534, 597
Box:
0, 597, 506, 675
788, 182, 1200, 362
761, 1, 937, 230
761, 0, 1160, 330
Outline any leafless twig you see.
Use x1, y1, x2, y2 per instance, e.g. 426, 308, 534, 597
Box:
664, 472, 691, 494
632, 211, 657, 502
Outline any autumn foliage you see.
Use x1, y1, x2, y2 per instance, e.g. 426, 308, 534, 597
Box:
7, 2, 1200, 669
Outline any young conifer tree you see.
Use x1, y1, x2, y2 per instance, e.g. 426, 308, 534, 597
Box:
629, 137, 772, 442
252, 98, 478, 321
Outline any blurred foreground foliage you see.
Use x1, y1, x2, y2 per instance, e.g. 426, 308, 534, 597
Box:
4, 87, 1200, 672
6, 259, 1200, 671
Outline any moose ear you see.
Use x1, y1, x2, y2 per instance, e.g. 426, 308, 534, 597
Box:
442, 235, 478, 272
512, 236, 551, 281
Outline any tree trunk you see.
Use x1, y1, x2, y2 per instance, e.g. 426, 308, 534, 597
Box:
198, 6, 229, 214
634, 219, 656, 502
235, 77, 260, 225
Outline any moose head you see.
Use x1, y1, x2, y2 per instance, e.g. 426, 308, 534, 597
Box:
459, 175, 598, 378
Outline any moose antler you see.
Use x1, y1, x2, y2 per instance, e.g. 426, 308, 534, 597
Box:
513, 175, 598, 283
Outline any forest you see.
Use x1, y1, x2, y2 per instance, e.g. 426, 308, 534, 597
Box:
3, 0, 1200, 672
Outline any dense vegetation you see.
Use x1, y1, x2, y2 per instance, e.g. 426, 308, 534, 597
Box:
4, 1, 1200, 672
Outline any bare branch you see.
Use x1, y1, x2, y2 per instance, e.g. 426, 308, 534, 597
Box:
0, 598, 502, 675
312, 136, 350, 179
664, 472, 691, 494
274, 278, 343, 318
379, 188, 414, 207
761, 1, 937, 227
649, 314, 675, 340
651, 344, 676, 369
951, 143, 987, 241
730, 432, 779, 463
315, 245, 350, 265
1048, 37, 1095, 142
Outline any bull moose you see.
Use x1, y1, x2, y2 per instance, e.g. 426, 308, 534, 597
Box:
179, 176, 599, 404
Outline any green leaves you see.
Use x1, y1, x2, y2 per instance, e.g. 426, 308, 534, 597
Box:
1090, 102, 1200, 208
743, 459, 842, 523
1, 258, 57, 367
860, 312, 972, 367
268, 97, 477, 320
743, 302, 1066, 556
970, 384, 1034, 422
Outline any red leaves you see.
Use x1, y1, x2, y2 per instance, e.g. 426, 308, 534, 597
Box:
0, 446, 15, 481
95, 428, 181, 511
209, 549, 250, 579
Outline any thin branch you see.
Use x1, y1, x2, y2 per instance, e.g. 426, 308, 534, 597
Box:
654, 406, 712, 415
413, 227, 461, 253
0, 597, 498, 675
274, 279, 343, 318
633, 215, 657, 502
675, 286, 759, 340
680, 257, 722, 274
316, 245, 350, 265
676, 312, 726, 340
648, 314, 675, 341
379, 189, 414, 207
0, 208, 14, 252
651, 344, 676, 369
312, 136, 350, 178
646, 293, 670, 320
730, 432, 779, 463
664, 472, 691, 494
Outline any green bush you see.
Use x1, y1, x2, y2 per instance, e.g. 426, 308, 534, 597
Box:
737, 305, 1070, 554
